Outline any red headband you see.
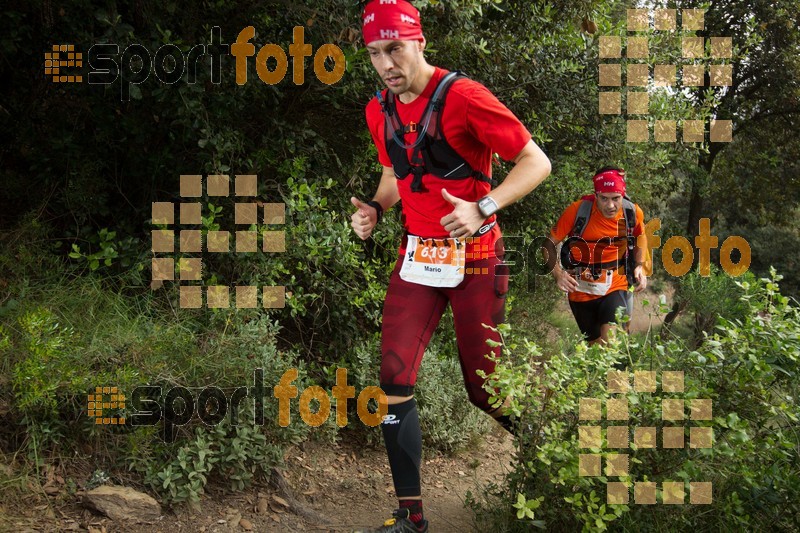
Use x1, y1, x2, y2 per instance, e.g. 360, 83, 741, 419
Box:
593, 169, 626, 194
362, 0, 424, 45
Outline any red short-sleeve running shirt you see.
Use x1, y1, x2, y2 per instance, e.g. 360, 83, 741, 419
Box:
366, 67, 532, 259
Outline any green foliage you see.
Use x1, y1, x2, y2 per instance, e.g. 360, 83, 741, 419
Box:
0, 215, 65, 284
206, 167, 399, 357
147, 409, 282, 505
67, 228, 143, 274
416, 336, 493, 453
12, 308, 81, 414
512, 492, 544, 525
726, 223, 800, 299
672, 267, 752, 343
472, 324, 627, 532
0, 275, 311, 503
655, 0, 800, 293
3, 0, 799, 520
475, 271, 800, 531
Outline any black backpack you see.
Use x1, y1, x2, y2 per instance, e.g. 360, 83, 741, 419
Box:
559, 194, 638, 286
375, 71, 495, 193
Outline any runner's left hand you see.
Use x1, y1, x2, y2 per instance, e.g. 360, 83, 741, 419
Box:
440, 188, 485, 239
634, 265, 647, 292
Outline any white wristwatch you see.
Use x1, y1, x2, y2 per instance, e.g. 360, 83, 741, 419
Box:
477, 196, 499, 218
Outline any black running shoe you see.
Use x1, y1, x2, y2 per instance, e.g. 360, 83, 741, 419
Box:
357, 508, 429, 533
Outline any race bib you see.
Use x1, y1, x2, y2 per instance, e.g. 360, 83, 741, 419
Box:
400, 235, 466, 287
575, 268, 614, 296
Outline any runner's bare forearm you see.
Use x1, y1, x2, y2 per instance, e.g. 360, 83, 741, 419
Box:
485, 140, 551, 210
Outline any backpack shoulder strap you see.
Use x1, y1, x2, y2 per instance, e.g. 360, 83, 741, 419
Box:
571, 196, 595, 238
622, 197, 637, 237
424, 71, 466, 139
376, 89, 407, 145
377, 71, 465, 150
622, 196, 638, 285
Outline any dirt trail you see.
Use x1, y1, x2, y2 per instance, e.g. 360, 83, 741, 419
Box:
1, 430, 515, 533
281, 430, 515, 532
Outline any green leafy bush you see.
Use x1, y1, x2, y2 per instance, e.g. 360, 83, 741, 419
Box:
145, 406, 283, 505
671, 267, 752, 343
416, 333, 493, 453
0, 275, 312, 503
474, 270, 800, 531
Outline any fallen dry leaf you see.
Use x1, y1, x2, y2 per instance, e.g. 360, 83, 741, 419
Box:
272, 495, 289, 508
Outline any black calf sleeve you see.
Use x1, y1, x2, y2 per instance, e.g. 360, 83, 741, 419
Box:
381, 398, 422, 498
495, 414, 519, 435
485, 404, 518, 435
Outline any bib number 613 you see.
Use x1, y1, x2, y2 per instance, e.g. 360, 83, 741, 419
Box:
420, 246, 448, 260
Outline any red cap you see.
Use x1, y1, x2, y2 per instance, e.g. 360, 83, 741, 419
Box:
362, 0, 424, 45
593, 168, 626, 195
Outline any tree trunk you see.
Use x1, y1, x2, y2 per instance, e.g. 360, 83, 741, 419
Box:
663, 300, 687, 327
686, 183, 704, 237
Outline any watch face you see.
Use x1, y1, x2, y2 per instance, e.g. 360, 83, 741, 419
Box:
479, 197, 497, 217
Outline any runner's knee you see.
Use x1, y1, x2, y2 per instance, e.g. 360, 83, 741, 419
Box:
386, 394, 414, 405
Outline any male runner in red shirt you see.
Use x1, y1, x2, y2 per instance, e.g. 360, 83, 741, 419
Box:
350, 1, 551, 531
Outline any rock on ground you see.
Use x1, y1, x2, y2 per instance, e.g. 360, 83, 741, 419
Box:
83, 485, 161, 523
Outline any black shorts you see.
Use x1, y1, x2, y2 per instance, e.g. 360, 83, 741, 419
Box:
568, 290, 632, 342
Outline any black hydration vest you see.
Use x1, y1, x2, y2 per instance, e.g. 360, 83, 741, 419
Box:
376, 71, 495, 193
559, 195, 639, 287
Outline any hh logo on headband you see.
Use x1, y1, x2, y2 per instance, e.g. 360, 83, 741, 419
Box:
401, 14, 416, 24
364, 13, 376, 24
380, 29, 400, 39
